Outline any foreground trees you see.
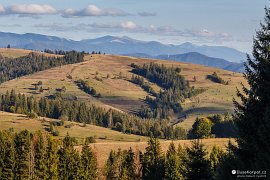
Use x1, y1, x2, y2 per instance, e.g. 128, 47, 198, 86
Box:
217, 7, 270, 178
0, 130, 97, 180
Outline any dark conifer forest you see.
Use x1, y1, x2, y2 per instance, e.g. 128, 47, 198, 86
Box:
0, 51, 84, 84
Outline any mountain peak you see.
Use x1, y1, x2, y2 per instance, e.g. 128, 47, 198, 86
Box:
0, 32, 246, 63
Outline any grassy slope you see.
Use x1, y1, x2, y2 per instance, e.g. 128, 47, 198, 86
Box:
0, 48, 63, 58
0, 111, 147, 143
0, 49, 247, 130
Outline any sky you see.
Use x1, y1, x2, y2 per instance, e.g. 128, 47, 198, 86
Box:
0, 0, 268, 53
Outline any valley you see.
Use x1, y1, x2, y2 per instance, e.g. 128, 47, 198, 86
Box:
0, 50, 247, 129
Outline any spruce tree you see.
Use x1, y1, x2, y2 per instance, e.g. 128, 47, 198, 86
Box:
141, 137, 165, 180
58, 134, 81, 180
184, 140, 212, 180
33, 131, 47, 179
14, 130, 31, 180
122, 148, 136, 179
2, 131, 15, 180
209, 146, 225, 172
165, 142, 182, 180
0, 131, 15, 180
232, 7, 270, 172
81, 141, 97, 180
46, 136, 59, 180
0, 131, 4, 178
104, 150, 120, 179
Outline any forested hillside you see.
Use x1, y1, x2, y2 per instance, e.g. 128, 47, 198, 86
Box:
0, 51, 84, 84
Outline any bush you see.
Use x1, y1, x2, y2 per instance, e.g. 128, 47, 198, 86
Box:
52, 130, 59, 136
86, 136, 96, 143
28, 111, 38, 119
206, 72, 228, 85
189, 117, 213, 139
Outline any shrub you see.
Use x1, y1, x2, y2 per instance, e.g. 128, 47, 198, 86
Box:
86, 136, 96, 143
28, 111, 38, 119
206, 72, 228, 85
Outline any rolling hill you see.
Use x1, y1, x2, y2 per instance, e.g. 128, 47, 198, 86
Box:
0, 48, 242, 167
0, 48, 247, 130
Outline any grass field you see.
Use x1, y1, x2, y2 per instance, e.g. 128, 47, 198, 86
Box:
0, 48, 63, 58
0, 111, 148, 143
0, 50, 247, 130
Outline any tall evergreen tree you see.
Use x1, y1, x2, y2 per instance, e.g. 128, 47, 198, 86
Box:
46, 136, 59, 180
58, 134, 81, 180
232, 7, 270, 172
141, 137, 165, 180
0, 131, 15, 180
184, 140, 212, 180
14, 130, 31, 180
165, 142, 182, 180
209, 146, 225, 172
104, 150, 120, 179
122, 148, 136, 179
33, 131, 47, 179
81, 141, 97, 180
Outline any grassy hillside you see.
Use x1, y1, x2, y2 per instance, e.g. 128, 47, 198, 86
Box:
0, 111, 147, 143
0, 49, 247, 130
0, 48, 63, 58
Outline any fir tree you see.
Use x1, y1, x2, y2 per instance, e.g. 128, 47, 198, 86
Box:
33, 131, 47, 179
81, 141, 97, 180
141, 137, 165, 180
0, 131, 15, 180
232, 7, 270, 172
165, 142, 182, 180
184, 140, 212, 180
209, 146, 225, 172
58, 134, 81, 180
14, 130, 31, 179
46, 136, 59, 180
122, 148, 136, 179
104, 150, 120, 179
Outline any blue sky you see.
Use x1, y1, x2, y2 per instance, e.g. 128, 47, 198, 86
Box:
0, 0, 268, 53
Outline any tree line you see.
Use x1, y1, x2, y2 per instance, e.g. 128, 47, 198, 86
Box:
75, 79, 101, 98
0, 130, 97, 180
104, 137, 225, 180
0, 129, 227, 180
130, 63, 199, 119
188, 113, 237, 139
0, 90, 187, 140
130, 75, 157, 96
0, 51, 84, 84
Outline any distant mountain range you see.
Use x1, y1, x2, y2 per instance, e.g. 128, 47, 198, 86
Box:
124, 52, 245, 72
0, 32, 247, 72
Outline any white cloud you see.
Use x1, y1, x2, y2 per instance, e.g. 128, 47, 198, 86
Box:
0, 4, 57, 16
62, 4, 129, 17
138, 12, 157, 17
84, 5, 102, 16
8, 4, 56, 15
0, 5, 5, 14
121, 21, 137, 29
33, 21, 232, 43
